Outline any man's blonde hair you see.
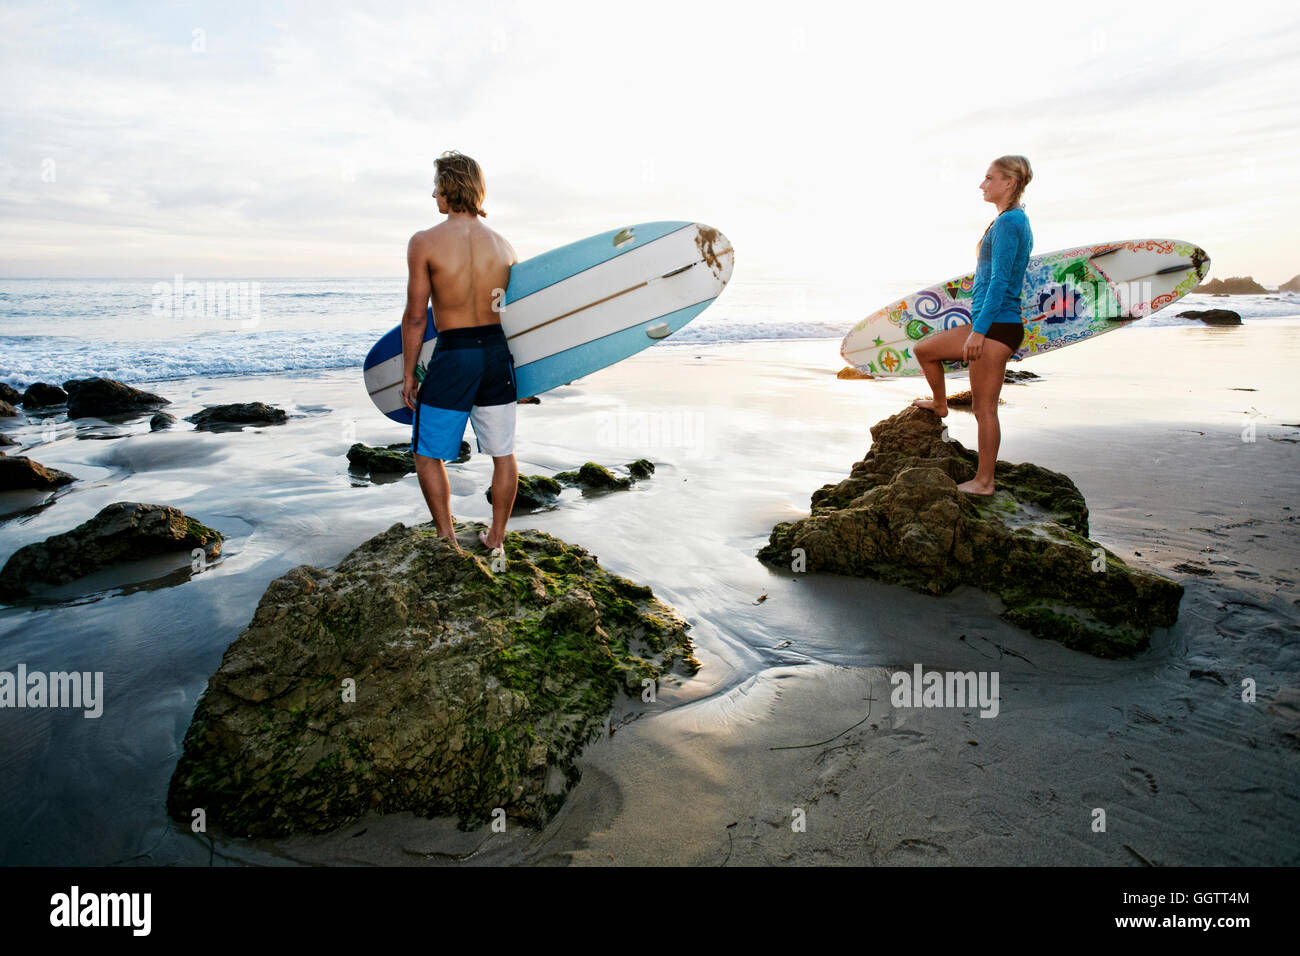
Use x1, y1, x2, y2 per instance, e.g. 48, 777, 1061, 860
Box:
434, 150, 487, 217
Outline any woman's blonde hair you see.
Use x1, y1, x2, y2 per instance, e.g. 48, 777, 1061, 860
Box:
991, 154, 1032, 209
434, 150, 487, 217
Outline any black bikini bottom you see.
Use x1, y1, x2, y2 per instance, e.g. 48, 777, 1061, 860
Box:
983, 322, 1024, 352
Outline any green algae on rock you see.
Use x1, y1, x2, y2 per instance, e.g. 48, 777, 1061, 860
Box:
554, 462, 629, 490
554, 460, 655, 491
490, 462, 655, 512
167, 521, 698, 837
758, 405, 1182, 658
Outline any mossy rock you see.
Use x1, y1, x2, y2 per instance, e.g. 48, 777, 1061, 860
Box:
0, 501, 222, 601
167, 521, 697, 837
555, 462, 630, 490
553, 461, 654, 491
758, 405, 1180, 657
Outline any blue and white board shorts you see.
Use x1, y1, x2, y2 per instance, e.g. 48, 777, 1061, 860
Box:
412, 324, 517, 461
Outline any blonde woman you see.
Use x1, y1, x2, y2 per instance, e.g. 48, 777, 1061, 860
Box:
912, 155, 1033, 495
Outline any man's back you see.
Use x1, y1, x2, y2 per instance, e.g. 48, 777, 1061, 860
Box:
404, 149, 520, 553
418, 218, 515, 331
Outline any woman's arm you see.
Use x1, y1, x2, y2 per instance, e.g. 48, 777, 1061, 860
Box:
969, 217, 1022, 336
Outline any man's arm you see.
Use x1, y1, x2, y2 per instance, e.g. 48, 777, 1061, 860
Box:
493, 237, 519, 318
401, 233, 431, 409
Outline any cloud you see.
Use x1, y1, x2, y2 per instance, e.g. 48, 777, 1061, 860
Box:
0, 0, 1296, 288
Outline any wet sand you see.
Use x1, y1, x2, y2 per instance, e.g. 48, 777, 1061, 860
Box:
1, 321, 1298, 865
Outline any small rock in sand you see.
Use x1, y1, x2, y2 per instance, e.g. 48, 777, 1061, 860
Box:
186, 402, 288, 431
0, 501, 222, 601
62, 377, 171, 419
945, 390, 1005, 407
347, 440, 471, 474
488, 474, 562, 511
554, 461, 654, 491
20, 382, 67, 408
0, 455, 77, 491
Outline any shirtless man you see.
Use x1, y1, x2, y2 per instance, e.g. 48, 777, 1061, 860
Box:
401, 150, 518, 552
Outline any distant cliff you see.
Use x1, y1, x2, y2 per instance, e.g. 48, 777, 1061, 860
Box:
1192, 276, 1270, 294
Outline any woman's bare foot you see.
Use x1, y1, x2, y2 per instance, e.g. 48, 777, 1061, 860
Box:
957, 478, 995, 495
912, 397, 949, 417
478, 529, 504, 553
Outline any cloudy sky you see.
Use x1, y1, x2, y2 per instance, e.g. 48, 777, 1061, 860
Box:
2, 0, 1297, 294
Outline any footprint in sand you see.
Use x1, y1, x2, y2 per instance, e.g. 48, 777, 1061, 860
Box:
1126, 766, 1159, 795
879, 727, 927, 743
889, 838, 950, 860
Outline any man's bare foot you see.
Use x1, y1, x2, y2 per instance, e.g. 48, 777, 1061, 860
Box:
957, 478, 995, 495
435, 532, 463, 553
478, 529, 504, 552
912, 398, 949, 417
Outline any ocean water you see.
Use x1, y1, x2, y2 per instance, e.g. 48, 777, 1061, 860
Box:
0, 275, 1296, 388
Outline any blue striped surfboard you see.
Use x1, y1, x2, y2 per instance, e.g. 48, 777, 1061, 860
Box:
364, 221, 734, 423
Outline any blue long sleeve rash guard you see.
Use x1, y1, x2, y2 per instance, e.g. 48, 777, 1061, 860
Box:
969, 207, 1032, 335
